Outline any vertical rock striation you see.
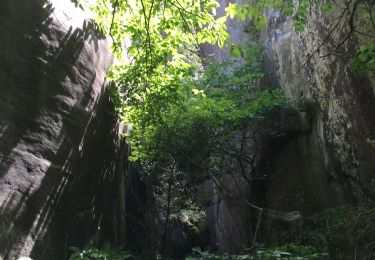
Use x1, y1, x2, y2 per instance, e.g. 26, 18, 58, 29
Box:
0, 0, 127, 259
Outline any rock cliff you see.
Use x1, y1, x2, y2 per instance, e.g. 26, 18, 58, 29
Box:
201, 0, 375, 252
1, 0, 375, 258
263, 4, 375, 211
0, 0, 128, 259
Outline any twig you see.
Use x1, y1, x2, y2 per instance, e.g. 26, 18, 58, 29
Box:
244, 200, 263, 249
295, 1, 352, 74
109, 0, 119, 46
354, 29, 375, 38
367, 2, 375, 32
319, 2, 358, 58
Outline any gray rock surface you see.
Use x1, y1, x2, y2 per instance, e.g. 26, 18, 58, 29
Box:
199, 0, 250, 62
0, 0, 127, 259
263, 4, 375, 210
201, 0, 375, 252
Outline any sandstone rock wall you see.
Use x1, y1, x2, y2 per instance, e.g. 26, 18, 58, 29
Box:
202, 0, 375, 252
0, 0, 128, 259
263, 4, 375, 211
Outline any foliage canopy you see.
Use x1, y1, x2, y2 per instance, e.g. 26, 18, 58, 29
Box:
72, 0, 375, 257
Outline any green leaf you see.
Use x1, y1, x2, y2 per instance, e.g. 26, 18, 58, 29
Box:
320, 3, 333, 12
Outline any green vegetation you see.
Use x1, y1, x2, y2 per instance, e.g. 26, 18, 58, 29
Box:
69, 244, 131, 260
349, 43, 375, 74
137, 41, 295, 258
82, 0, 375, 168
305, 205, 375, 259
70, 0, 375, 259
83, 2, 296, 257
187, 244, 327, 259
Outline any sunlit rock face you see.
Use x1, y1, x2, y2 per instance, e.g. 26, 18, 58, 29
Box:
262, 5, 375, 210
199, 0, 250, 63
0, 0, 126, 259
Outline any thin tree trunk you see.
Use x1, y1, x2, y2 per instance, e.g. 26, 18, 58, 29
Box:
161, 164, 175, 256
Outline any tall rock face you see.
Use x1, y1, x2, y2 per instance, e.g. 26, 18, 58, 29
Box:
201, 0, 375, 252
262, 5, 375, 211
199, 0, 252, 252
0, 0, 127, 259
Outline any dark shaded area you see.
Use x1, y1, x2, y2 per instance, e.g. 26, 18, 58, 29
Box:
123, 165, 158, 259
0, 0, 129, 259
